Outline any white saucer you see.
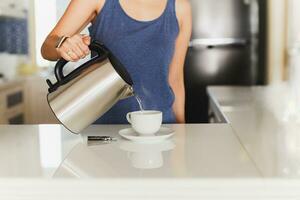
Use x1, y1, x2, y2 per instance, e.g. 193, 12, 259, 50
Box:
119, 140, 176, 152
119, 127, 174, 143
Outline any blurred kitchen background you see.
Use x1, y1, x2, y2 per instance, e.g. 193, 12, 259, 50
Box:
0, 0, 299, 124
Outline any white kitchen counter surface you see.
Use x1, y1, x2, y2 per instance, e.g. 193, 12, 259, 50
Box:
2, 85, 300, 199
0, 124, 260, 178
208, 85, 300, 178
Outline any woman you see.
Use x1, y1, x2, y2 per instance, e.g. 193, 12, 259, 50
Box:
41, 0, 192, 124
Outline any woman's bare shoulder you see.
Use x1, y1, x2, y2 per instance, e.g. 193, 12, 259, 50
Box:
175, 0, 191, 16
95, 0, 107, 14
175, 0, 192, 26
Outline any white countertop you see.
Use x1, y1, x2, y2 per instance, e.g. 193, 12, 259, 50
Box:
208, 85, 300, 178
2, 85, 300, 180
0, 124, 260, 178
2, 85, 300, 198
2, 123, 300, 199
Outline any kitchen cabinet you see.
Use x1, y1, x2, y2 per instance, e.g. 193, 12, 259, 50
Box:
0, 93, 5, 123
0, 92, 4, 105
207, 91, 229, 124
0, 76, 59, 124
0, 81, 25, 124
6, 106, 24, 124
24, 75, 58, 124
0, 116, 4, 124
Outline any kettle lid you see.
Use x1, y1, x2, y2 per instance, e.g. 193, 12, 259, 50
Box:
108, 52, 133, 86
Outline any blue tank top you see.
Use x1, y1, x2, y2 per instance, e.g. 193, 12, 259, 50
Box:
89, 0, 179, 124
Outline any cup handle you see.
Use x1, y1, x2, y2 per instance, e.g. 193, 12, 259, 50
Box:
126, 113, 132, 124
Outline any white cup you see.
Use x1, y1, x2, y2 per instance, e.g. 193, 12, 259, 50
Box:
126, 110, 162, 135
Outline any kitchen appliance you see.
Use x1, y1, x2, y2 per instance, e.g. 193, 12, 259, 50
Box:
185, 0, 267, 122
46, 41, 134, 134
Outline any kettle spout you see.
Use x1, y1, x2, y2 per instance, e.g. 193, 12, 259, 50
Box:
120, 85, 135, 100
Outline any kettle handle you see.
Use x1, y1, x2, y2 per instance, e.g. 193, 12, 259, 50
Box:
54, 41, 108, 82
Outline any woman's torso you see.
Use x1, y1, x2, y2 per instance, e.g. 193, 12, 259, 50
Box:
89, 0, 179, 124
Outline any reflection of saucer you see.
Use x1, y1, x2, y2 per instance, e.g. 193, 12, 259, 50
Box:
119, 140, 175, 170
119, 127, 174, 143
119, 140, 175, 153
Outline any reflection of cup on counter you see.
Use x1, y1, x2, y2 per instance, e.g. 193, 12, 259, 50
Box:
128, 151, 163, 169
119, 140, 175, 169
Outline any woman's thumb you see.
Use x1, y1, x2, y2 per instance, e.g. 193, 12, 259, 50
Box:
82, 35, 91, 45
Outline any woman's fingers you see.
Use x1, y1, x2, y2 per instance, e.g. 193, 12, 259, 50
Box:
74, 35, 90, 55
56, 34, 91, 62
77, 42, 90, 56
57, 41, 77, 61
57, 47, 74, 61
58, 45, 77, 61
82, 35, 91, 46
65, 38, 85, 59
60, 51, 74, 62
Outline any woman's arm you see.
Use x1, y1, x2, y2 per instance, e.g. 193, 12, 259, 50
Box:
41, 0, 105, 61
169, 0, 192, 123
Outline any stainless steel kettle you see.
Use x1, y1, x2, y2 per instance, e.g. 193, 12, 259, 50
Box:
46, 41, 134, 134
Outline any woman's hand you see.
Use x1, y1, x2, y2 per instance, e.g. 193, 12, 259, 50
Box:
41, 0, 105, 61
56, 35, 91, 62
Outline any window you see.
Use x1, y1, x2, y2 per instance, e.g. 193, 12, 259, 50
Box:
34, 0, 57, 67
